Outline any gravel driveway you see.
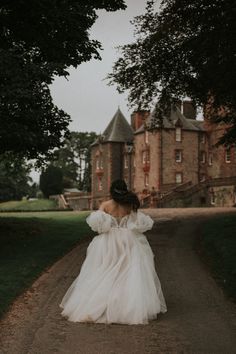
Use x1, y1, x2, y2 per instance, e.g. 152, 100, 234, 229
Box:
0, 208, 236, 354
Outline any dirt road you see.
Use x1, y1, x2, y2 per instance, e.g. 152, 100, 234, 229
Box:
1, 208, 236, 354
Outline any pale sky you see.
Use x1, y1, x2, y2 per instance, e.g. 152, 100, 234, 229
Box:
50, 0, 161, 134
32, 1, 161, 182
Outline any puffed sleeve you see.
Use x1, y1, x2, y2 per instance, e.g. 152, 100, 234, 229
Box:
86, 210, 112, 234
128, 211, 154, 233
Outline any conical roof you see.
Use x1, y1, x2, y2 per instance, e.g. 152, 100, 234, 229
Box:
92, 108, 133, 145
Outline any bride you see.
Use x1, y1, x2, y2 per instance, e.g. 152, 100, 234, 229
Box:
60, 179, 167, 325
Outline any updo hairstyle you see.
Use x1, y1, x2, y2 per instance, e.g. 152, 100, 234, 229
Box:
110, 179, 140, 211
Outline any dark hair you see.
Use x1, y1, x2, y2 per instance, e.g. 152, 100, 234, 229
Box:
110, 179, 140, 211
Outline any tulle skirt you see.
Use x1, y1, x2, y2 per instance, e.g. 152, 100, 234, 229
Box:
60, 227, 167, 325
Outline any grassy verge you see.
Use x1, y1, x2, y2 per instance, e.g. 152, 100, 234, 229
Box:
0, 199, 60, 211
0, 211, 93, 317
197, 214, 236, 301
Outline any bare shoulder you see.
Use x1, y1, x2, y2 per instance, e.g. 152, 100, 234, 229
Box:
99, 199, 113, 211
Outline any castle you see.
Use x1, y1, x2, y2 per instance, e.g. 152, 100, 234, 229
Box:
90, 101, 236, 208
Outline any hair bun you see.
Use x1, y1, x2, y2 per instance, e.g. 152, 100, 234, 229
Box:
113, 188, 128, 195
110, 179, 140, 211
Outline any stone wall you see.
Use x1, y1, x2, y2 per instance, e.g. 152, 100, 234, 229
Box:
133, 130, 161, 196
91, 142, 125, 209
91, 143, 110, 209
211, 185, 236, 207
205, 122, 236, 179
162, 129, 199, 185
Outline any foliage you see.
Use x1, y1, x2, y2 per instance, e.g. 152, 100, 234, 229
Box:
109, 0, 236, 145
198, 214, 236, 301
52, 131, 98, 191
0, 211, 92, 316
0, 199, 58, 212
39, 165, 63, 198
0, 0, 126, 159
0, 153, 32, 201
28, 182, 40, 199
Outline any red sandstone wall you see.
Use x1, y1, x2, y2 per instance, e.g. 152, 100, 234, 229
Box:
206, 126, 236, 178
133, 130, 161, 195
161, 129, 199, 185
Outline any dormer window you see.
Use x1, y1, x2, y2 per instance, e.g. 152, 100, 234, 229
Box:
175, 127, 182, 142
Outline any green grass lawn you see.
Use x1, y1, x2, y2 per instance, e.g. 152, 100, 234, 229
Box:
0, 211, 94, 317
198, 214, 236, 301
0, 199, 60, 211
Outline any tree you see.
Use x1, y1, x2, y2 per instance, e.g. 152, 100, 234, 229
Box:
0, 0, 126, 159
39, 166, 63, 198
52, 131, 98, 191
52, 135, 79, 189
109, 0, 236, 145
0, 153, 32, 201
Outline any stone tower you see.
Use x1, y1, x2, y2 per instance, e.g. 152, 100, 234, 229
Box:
91, 108, 133, 209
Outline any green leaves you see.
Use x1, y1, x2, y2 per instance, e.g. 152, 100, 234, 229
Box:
0, 0, 125, 158
110, 0, 236, 145
0, 153, 32, 201
48, 131, 98, 191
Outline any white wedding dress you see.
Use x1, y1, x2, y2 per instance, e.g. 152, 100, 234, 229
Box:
60, 210, 167, 325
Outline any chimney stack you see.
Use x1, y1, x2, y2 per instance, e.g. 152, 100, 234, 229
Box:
182, 100, 196, 120
131, 110, 150, 130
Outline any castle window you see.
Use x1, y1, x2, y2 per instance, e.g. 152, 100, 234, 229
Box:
142, 151, 146, 164
96, 157, 100, 169
210, 193, 215, 205
142, 150, 150, 164
200, 133, 205, 144
146, 150, 150, 163
100, 156, 103, 169
200, 174, 206, 182
175, 127, 182, 142
145, 130, 149, 144
208, 152, 213, 165
175, 172, 182, 184
124, 154, 128, 168
200, 151, 206, 163
144, 174, 149, 186
175, 150, 182, 163
225, 147, 231, 163
98, 177, 103, 191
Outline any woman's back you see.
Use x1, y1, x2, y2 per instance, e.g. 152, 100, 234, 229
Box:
60, 179, 167, 324
99, 199, 132, 218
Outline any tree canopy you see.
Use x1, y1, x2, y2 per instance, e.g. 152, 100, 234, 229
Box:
0, 0, 126, 159
49, 131, 97, 191
0, 153, 32, 201
109, 0, 236, 145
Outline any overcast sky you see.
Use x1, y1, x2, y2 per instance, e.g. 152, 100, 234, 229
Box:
50, 0, 161, 134
32, 1, 161, 182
